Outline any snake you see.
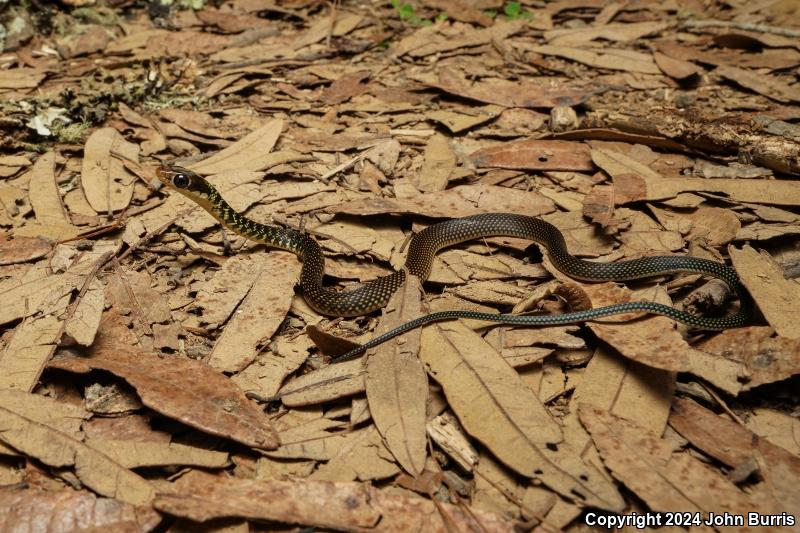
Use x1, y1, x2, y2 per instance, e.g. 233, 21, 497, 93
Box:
156, 164, 753, 362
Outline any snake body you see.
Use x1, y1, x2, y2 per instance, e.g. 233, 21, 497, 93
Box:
156, 165, 752, 361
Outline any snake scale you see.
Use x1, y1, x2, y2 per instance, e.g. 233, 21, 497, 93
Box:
156, 165, 752, 362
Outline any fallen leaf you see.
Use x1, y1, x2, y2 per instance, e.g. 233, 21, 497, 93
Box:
544, 22, 669, 45
154, 470, 516, 531
426, 67, 588, 108
311, 424, 400, 482
580, 405, 778, 530
0, 405, 156, 506
48, 346, 279, 450
276, 357, 366, 407
696, 327, 800, 391
730, 245, 800, 339
86, 439, 229, 469
716, 65, 800, 103
81, 128, 139, 214
670, 397, 799, 514
593, 147, 800, 206
0, 489, 160, 533
527, 45, 661, 74
421, 320, 624, 511
207, 252, 300, 372
417, 133, 456, 192
365, 275, 428, 476
470, 140, 594, 171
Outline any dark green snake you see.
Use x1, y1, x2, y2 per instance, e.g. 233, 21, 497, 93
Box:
156, 165, 753, 362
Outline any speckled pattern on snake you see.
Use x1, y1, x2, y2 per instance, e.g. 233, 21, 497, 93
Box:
156, 164, 753, 362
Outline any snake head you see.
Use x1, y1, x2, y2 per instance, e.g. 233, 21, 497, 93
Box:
155, 165, 213, 197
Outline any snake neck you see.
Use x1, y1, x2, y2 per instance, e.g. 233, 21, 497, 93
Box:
198, 186, 306, 255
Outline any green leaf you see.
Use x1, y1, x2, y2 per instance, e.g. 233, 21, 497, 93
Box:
398, 3, 415, 20
504, 2, 522, 18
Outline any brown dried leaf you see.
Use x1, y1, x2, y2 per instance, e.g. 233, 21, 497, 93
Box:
193, 255, 264, 327
578, 283, 690, 366
0, 489, 160, 533
572, 347, 675, 438
470, 140, 594, 171
155, 470, 516, 531
291, 12, 363, 50
64, 278, 104, 347
417, 133, 455, 192
394, 20, 523, 58
545, 22, 669, 45
430, 248, 547, 285
670, 397, 799, 514
232, 334, 313, 400
310, 424, 400, 482
81, 127, 139, 213
106, 268, 171, 336
48, 347, 279, 450
276, 357, 365, 407
745, 408, 800, 456
321, 70, 370, 105
27, 151, 78, 240
696, 327, 800, 391
420, 320, 624, 511
0, 68, 46, 90
0, 315, 62, 392
686, 207, 741, 246
207, 252, 300, 372
0, 234, 51, 266
266, 417, 350, 461
86, 439, 229, 469
730, 245, 800, 340
195, 7, 273, 33
716, 65, 800, 103
654, 51, 703, 79
0, 155, 31, 177
474, 451, 557, 520
365, 275, 428, 476
0, 390, 87, 455
427, 105, 503, 133
0, 405, 156, 506
583, 184, 624, 231
332, 183, 555, 219
579, 405, 778, 529
528, 45, 661, 74
187, 119, 293, 175
592, 147, 800, 206
420, 0, 493, 26
426, 67, 588, 108
56, 25, 111, 58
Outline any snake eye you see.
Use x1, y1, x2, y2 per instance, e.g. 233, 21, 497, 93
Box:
172, 173, 190, 189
